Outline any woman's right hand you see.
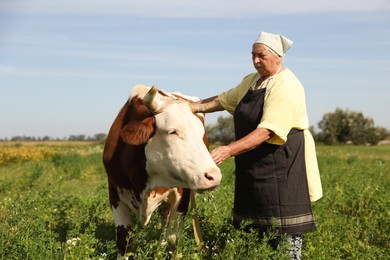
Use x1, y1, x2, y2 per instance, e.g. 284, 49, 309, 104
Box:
211, 145, 232, 165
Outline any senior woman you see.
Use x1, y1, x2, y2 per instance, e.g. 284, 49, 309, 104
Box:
191, 32, 322, 259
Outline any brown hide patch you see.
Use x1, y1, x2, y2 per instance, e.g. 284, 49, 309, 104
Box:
102, 97, 151, 165
108, 183, 121, 209
147, 188, 190, 214
129, 97, 152, 121
149, 187, 171, 196
103, 97, 153, 207
120, 117, 156, 146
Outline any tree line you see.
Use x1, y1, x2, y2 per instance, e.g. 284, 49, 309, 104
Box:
206, 108, 390, 145
0, 133, 107, 142
2, 108, 389, 145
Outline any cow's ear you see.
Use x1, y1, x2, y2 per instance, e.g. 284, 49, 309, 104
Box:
120, 117, 155, 145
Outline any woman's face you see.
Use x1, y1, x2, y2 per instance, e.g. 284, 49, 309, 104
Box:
252, 44, 281, 77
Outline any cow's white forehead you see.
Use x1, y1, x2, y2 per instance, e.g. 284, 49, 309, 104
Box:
155, 102, 204, 136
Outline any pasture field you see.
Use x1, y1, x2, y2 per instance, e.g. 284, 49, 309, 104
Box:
0, 142, 389, 259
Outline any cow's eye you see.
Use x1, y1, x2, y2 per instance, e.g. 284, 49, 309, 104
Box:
167, 129, 178, 135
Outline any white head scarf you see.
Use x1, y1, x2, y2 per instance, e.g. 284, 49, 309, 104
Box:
254, 31, 293, 56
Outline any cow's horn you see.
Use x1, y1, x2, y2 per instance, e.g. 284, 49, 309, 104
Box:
143, 85, 160, 114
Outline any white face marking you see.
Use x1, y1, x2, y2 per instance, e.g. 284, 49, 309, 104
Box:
145, 101, 221, 191
129, 85, 221, 191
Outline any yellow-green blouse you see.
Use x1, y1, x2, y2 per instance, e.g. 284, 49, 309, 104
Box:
219, 69, 323, 202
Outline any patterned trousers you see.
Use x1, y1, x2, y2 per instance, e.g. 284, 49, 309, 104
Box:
269, 235, 302, 260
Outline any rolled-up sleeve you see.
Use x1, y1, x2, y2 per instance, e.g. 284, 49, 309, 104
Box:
219, 73, 259, 115
258, 96, 295, 144
219, 87, 239, 115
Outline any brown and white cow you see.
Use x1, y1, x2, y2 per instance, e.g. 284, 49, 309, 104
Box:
102, 85, 221, 257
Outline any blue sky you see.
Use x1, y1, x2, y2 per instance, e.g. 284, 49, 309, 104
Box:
0, 0, 389, 139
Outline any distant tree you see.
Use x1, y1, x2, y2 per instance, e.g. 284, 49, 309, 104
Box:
3, 134, 108, 142
206, 115, 235, 144
377, 127, 390, 140
93, 133, 107, 142
10, 136, 23, 142
316, 108, 382, 145
68, 135, 86, 141
42, 136, 51, 141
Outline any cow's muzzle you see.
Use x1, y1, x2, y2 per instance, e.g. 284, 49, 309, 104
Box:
196, 168, 222, 193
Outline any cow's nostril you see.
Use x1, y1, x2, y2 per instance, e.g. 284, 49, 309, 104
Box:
197, 169, 222, 192
204, 168, 222, 182
204, 172, 214, 181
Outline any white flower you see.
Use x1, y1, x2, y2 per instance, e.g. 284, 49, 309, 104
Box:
66, 237, 81, 246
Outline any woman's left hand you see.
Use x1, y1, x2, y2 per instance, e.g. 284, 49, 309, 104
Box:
211, 146, 231, 165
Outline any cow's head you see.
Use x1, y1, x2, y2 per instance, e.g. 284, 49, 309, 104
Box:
121, 85, 222, 193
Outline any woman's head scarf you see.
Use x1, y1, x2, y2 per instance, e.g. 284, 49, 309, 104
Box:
254, 32, 293, 56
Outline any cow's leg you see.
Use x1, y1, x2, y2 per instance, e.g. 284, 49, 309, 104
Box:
164, 209, 185, 246
109, 184, 133, 257
112, 200, 132, 258
158, 201, 171, 227
163, 189, 188, 246
110, 184, 141, 258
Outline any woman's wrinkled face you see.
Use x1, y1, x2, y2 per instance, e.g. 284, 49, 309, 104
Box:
252, 44, 281, 77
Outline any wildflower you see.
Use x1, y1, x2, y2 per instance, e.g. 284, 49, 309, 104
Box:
66, 237, 81, 246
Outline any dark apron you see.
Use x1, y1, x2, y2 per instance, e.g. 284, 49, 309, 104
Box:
232, 88, 316, 235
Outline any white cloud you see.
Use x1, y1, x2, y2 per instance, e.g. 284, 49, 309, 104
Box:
1, 0, 389, 17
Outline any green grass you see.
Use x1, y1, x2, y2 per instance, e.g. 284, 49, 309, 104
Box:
0, 143, 389, 259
